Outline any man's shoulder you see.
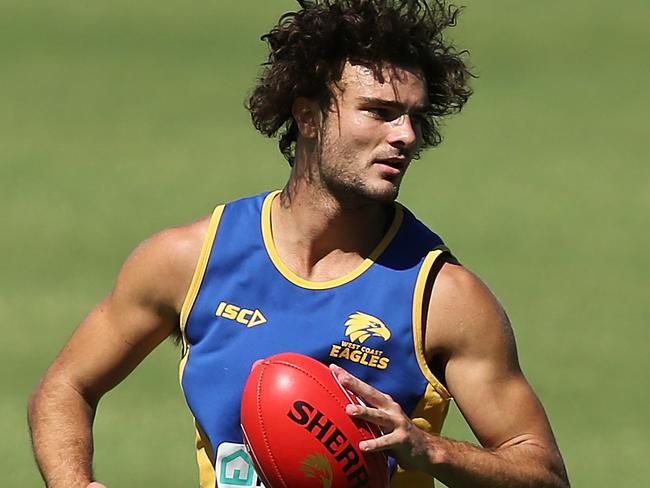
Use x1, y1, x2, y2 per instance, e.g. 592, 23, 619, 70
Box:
140, 214, 212, 267
434, 262, 489, 300
427, 261, 511, 356
114, 213, 213, 314
136, 190, 272, 286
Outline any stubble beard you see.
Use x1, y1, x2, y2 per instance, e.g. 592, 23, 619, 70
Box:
316, 138, 401, 207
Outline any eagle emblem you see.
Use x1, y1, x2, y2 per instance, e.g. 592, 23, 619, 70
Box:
344, 312, 391, 344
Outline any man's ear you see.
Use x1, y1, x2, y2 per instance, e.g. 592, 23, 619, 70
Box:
291, 97, 321, 139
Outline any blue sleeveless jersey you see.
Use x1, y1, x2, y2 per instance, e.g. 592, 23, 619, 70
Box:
179, 191, 451, 488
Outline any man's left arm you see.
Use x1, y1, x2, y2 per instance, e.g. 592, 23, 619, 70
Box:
332, 262, 569, 488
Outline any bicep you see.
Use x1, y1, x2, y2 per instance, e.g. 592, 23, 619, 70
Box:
447, 353, 555, 450
429, 264, 557, 450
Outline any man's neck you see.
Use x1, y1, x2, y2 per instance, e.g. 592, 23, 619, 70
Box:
269, 180, 392, 282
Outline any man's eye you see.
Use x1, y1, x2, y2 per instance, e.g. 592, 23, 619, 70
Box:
366, 108, 391, 119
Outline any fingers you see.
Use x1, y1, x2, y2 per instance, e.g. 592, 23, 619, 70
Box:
358, 431, 406, 453
345, 403, 395, 428
346, 402, 413, 453
329, 364, 434, 471
346, 402, 401, 453
330, 363, 392, 408
331, 363, 419, 454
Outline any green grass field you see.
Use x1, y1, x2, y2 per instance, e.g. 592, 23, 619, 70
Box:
2, 1, 649, 486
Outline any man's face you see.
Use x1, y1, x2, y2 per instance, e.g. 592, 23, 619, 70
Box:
316, 61, 429, 204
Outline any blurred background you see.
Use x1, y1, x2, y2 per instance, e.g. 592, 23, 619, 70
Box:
2, 0, 648, 486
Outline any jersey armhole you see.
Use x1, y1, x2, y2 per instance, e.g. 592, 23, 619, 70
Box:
411, 246, 452, 400
179, 205, 225, 353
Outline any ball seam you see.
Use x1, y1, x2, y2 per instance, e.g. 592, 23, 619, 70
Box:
256, 366, 289, 488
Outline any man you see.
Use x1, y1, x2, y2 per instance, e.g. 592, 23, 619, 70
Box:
28, 1, 570, 487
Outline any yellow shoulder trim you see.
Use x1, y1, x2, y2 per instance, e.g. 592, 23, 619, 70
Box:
178, 205, 224, 382
180, 205, 225, 329
261, 191, 403, 290
175, 210, 222, 487
412, 247, 451, 400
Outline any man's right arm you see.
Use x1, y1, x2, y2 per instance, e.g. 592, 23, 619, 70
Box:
27, 220, 207, 488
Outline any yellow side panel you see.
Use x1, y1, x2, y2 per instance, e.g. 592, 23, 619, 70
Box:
195, 421, 216, 488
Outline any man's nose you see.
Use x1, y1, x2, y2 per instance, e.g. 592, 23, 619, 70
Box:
388, 114, 418, 148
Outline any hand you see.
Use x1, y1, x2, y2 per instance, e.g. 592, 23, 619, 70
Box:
330, 364, 437, 474
87, 483, 107, 488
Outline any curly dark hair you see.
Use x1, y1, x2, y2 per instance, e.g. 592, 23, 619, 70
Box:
247, 0, 473, 165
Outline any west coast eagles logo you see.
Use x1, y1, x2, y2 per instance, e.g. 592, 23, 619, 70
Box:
329, 312, 391, 370
344, 312, 391, 343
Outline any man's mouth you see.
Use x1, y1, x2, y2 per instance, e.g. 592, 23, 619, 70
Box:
374, 157, 408, 173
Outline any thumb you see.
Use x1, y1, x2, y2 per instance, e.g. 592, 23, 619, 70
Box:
87, 483, 107, 488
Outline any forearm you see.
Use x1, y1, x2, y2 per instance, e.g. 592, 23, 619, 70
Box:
331, 363, 569, 487
424, 434, 570, 488
28, 376, 98, 488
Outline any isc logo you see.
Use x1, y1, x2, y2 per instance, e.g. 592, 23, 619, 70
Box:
216, 301, 267, 328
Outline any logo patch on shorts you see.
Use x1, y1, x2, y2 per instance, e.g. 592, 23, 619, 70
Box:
216, 442, 265, 487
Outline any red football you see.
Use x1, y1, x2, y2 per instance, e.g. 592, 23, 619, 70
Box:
240, 352, 390, 488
